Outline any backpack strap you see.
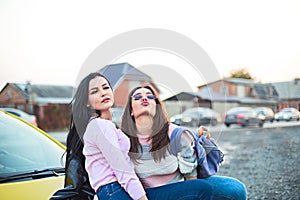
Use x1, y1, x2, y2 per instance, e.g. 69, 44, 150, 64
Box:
170, 127, 214, 167
169, 127, 197, 155
169, 127, 181, 155
170, 126, 224, 178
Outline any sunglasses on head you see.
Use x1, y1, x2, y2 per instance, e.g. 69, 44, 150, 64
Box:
131, 94, 157, 101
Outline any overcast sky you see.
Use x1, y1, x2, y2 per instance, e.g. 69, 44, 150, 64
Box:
1, 0, 300, 92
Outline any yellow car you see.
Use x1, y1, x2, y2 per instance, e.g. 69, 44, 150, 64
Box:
0, 110, 66, 200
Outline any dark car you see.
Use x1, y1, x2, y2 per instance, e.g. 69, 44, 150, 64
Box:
170, 107, 221, 127
254, 107, 275, 122
274, 107, 300, 121
224, 107, 265, 127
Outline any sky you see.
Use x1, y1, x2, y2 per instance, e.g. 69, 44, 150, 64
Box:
1, 0, 300, 94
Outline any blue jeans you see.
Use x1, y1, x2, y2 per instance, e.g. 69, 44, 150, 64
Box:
97, 180, 212, 200
96, 181, 132, 200
145, 179, 213, 200
204, 175, 247, 200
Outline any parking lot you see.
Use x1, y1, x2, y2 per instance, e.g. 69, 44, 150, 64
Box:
48, 121, 300, 199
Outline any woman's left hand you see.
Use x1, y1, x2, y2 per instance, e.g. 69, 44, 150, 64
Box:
197, 126, 210, 139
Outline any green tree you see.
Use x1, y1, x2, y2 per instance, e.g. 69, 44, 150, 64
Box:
229, 67, 254, 80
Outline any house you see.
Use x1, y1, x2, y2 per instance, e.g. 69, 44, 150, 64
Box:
164, 78, 280, 116
99, 62, 159, 107
0, 63, 158, 130
197, 78, 279, 112
163, 92, 213, 117
0, 82, 73, 131
272, 78, 300, 111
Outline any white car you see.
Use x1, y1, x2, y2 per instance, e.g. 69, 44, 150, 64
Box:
0, 107, 38, 126
274, 108, 300, 121
254, 107, 275, 122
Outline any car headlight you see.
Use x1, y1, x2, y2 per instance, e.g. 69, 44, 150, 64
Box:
182, 116, 192, 123
170, 117, 175, 122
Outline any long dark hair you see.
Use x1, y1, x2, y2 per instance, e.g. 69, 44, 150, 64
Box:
121, 85, 170, 162
65, 72, 112, 176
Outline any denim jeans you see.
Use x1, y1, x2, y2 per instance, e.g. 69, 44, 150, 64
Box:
97, 179, 213, 200
96, 181, 132, 200
204, 175, 247, 200
96, 176, 246, 200
145, 179, 213, 200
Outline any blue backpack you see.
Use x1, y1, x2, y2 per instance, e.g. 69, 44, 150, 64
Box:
170, 127, 224, 178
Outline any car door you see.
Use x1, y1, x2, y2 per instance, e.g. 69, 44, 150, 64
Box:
249, 109, 259, 124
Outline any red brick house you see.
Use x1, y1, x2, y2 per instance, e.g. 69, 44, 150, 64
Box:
0, 82, 73, 131
0, 63, 158, 130
196, 78, 279, 113
99, 62, 159, 107
164, 78, 280, 116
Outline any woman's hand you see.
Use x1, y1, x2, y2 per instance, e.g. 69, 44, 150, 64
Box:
138, 195, 148, 200
185, 176, 197, 180
197, 126, 210, 139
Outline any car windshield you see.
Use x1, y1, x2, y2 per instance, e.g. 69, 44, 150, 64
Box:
184, 109, 205, 114
227, 109, 249, 115
0, 112, 65, 177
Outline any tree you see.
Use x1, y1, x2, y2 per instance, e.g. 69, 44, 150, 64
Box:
229, 67, 254, 80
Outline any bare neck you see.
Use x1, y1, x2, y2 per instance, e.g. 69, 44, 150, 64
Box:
135, 116, 153, 138
100, 109, 112, 121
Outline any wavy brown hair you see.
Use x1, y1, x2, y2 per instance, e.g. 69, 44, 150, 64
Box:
121, 85, 170, 162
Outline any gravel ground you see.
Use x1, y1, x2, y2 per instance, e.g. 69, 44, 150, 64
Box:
49, 124, 300, 199
210, 125, 300, 200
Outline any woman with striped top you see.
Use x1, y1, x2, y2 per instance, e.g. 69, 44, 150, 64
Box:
121, 85, 247, 200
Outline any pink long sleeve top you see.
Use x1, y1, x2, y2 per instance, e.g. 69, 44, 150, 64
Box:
82, 118, 146, 200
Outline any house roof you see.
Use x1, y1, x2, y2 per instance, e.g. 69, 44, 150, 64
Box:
99, 63, 153, 89
164, 91, 278, 105
8, 83, 74, 104
224, 78, 279, 99
272, 79, 300, 99
253, 84, 279, 99
164, 92, 208, 102
224, 78, 256, 86
164, 91, 237, 102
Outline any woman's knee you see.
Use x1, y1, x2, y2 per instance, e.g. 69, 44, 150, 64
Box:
187, 179, 213, 195
231, 180, 247, 200
205, 176, 247, 200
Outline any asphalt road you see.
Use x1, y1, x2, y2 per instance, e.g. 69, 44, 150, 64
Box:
48, 121, 300, 199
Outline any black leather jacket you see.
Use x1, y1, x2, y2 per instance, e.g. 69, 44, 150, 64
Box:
49, 155, 95, 200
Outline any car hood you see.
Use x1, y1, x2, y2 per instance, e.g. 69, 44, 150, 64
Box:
0, 175, 64, 199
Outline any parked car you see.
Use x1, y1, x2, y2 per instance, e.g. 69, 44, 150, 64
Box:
111, 107, 124, 128
0, 107, 37, 126
0, 110, 65, 199
224, 107, 265, 127
254, 107, 275, 122
170, 107, 221, 127
274, 108, 300, 121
